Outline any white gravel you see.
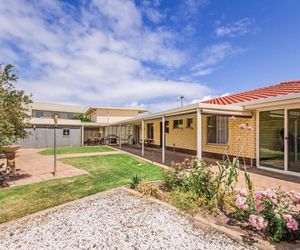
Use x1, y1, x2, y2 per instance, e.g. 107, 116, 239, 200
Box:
0, 189, 255, 250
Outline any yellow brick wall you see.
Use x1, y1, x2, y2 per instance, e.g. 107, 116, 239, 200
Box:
165, 114, 197, 150
145, 114, 197, 150
144, 113, 256, 159
202, 114, 256, 159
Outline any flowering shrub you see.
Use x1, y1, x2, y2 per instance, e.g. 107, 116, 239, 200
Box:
235, 186, 300, 242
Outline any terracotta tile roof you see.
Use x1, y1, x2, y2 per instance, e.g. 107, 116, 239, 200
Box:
202, 80, 300, 105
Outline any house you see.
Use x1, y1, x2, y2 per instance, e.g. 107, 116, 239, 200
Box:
19, 102, 148, 148
110, 80, 300, 177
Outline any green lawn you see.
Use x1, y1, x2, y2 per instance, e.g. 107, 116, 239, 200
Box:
39, 145, 115, 155
0, 154, 163, 223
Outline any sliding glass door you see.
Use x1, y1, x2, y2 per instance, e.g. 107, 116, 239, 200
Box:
259, 108, 300, 174
259, 110, 285, 170
288, 109, 300, 173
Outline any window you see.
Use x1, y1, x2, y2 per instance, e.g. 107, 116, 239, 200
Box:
173, 119, 183, 129
187, 118, 193, 128
165, 121, 169, 133
67, 113, 74, 119
147, 123, 154, 139
35, 111, 44, 118
52, 112, 60, 118
63, 128, 70, 136
207, 116, 228, 144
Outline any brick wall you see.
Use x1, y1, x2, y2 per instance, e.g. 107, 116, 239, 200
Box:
144, 112, 256, 162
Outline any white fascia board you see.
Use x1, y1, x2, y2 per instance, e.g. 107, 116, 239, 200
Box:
30, 102, 86, 113
201, 109, 252, 117
241, 93, 300, 110
30, 118, 83, 126
198, 102, 244, 111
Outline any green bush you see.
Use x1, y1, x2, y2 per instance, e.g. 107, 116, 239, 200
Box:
163, 162, 189, 191
170, 190, 198, 213
130, 174, 142, 189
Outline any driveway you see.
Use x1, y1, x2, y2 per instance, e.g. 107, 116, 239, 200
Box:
0, 189, 254, 250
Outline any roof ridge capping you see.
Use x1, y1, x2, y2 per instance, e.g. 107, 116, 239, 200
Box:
202, 80, 300, 105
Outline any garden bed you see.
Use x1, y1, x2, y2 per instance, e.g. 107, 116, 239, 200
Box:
129, 155, 300, 246
128, 182, 300, 250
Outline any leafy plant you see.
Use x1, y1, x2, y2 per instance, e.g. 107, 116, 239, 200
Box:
163, 161, 189, 191
130, 174, 142, 189
235, 180, 300, 242
72, 114, 92, 122
170, 190, 198, 213
0, 64, 32, 150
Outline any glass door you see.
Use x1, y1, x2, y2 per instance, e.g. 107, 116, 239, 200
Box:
288, 109, 300, 173
259, 110, 285, 170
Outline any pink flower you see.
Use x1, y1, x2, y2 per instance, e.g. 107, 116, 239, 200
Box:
249, 215, 268, 230
230, 116, 236, 121
236, 195, 248, 210
235, 188, 248, 197
255, 203, 265, 212
239, 124, 246, 130
283, 214, 299, 231
287, 191, 300, 204
255, 189, 277, 204
254, 192, 263, 202
247, 126, 253, 131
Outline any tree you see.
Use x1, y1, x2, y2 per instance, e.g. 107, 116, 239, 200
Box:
0, 64, 32, 150
72, 114, 92, 122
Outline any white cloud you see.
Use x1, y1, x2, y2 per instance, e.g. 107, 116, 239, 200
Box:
215, 18, 256, 37
0, 0, 211, 112
192, 43, 246, 76
192, 92, 230, 103
143, 7, 165, 24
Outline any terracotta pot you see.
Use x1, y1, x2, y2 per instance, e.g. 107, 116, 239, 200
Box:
2, 145, 20, 153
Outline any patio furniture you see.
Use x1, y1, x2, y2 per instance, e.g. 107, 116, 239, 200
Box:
94, 137, 100, 145
143, 139, 154, 147
106, 135, 118, 144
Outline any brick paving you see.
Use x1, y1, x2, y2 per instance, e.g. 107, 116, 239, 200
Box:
0, 149, 88, 187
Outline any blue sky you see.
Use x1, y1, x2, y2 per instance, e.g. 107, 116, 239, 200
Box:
0, 0, 300, 111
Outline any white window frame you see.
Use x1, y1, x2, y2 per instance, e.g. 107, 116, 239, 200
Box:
256, 104, 300, 177
186, 118, 193, 128
173, 119, 183, 129
207, 115, 228, 145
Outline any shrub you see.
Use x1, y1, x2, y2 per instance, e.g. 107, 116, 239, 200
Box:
163, 160, 190, 191
235, 177, 300, 242
137, 181, 163, 199
130, 174, 142, 189
170, 190, 198, 213
163, 157, 240, 212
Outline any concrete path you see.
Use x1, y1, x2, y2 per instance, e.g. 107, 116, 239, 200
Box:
0, 149, 87, 187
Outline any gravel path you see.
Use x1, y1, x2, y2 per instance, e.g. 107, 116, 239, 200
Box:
0, 189, 255, 250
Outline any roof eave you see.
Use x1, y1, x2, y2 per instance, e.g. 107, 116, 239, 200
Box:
241, 93, 300, 110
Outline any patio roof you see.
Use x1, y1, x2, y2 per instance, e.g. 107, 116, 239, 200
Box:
109, 102, 253, 125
